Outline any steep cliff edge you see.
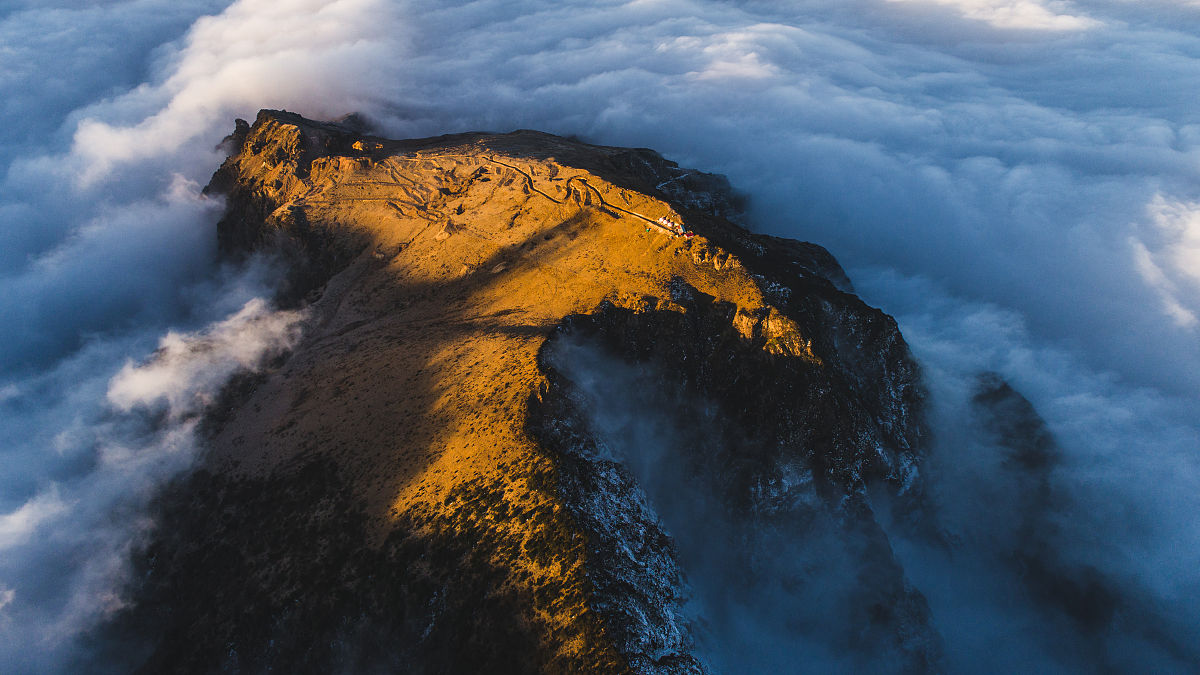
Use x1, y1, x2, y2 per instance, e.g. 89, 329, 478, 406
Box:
101, 110, 939, 673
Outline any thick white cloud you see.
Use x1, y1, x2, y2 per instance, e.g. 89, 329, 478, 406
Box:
884, 0, 1100, 30
1132, 194, 1200, 328
0, 1, 231, 155
69, 0, 406, 183
0, 0, 406, 374
0, 0, 1198, 670
107, 298, 303, 417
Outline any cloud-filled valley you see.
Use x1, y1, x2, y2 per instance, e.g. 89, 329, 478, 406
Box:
1, 0, 1198, 671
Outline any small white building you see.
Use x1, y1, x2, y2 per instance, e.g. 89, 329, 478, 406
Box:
657, 216, 684, 234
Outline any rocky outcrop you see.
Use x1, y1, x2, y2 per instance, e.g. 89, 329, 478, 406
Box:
534, 288, 939, 671
102, 110, 942, 672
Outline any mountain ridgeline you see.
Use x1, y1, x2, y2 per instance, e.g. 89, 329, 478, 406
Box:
97, 110, 954, 673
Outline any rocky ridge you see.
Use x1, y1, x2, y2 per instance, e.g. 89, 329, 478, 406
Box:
102, 110, 941, 673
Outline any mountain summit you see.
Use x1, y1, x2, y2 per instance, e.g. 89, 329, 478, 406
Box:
101, 110, 940, 673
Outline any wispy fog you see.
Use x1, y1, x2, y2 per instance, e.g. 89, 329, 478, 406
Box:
1, 0, 1198, 671
857, 269, 1200, 672
546, 336, 939, 673
548, 297, 1199, 672
0, 286, 303, 673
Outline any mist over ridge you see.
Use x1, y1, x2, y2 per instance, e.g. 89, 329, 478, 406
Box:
0, 0, 1198, 672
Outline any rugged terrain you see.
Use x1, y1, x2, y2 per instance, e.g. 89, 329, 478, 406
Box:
96, 110, 943, 673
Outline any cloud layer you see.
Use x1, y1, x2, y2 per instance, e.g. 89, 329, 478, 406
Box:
0, 294, 303, 673
1, 0, 1198, 671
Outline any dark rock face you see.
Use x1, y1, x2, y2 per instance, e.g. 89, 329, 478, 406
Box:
551, 283, 925, 501
96, 110, 949, 673
965, 374, 1194, 668
970, 375, 1124, 635
205, 110, 375, 305
533, 398, 704, 674
535, 289, 940, 672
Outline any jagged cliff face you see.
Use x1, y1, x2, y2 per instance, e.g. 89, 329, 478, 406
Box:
103, 110, 937, 673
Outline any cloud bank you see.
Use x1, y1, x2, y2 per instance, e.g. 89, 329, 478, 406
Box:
884, 0, 1100, 30
0, 0, 1198, 671
0, 294, 303, 673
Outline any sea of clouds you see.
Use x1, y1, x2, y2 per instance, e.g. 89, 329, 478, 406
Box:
1, 0, 1198, 671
